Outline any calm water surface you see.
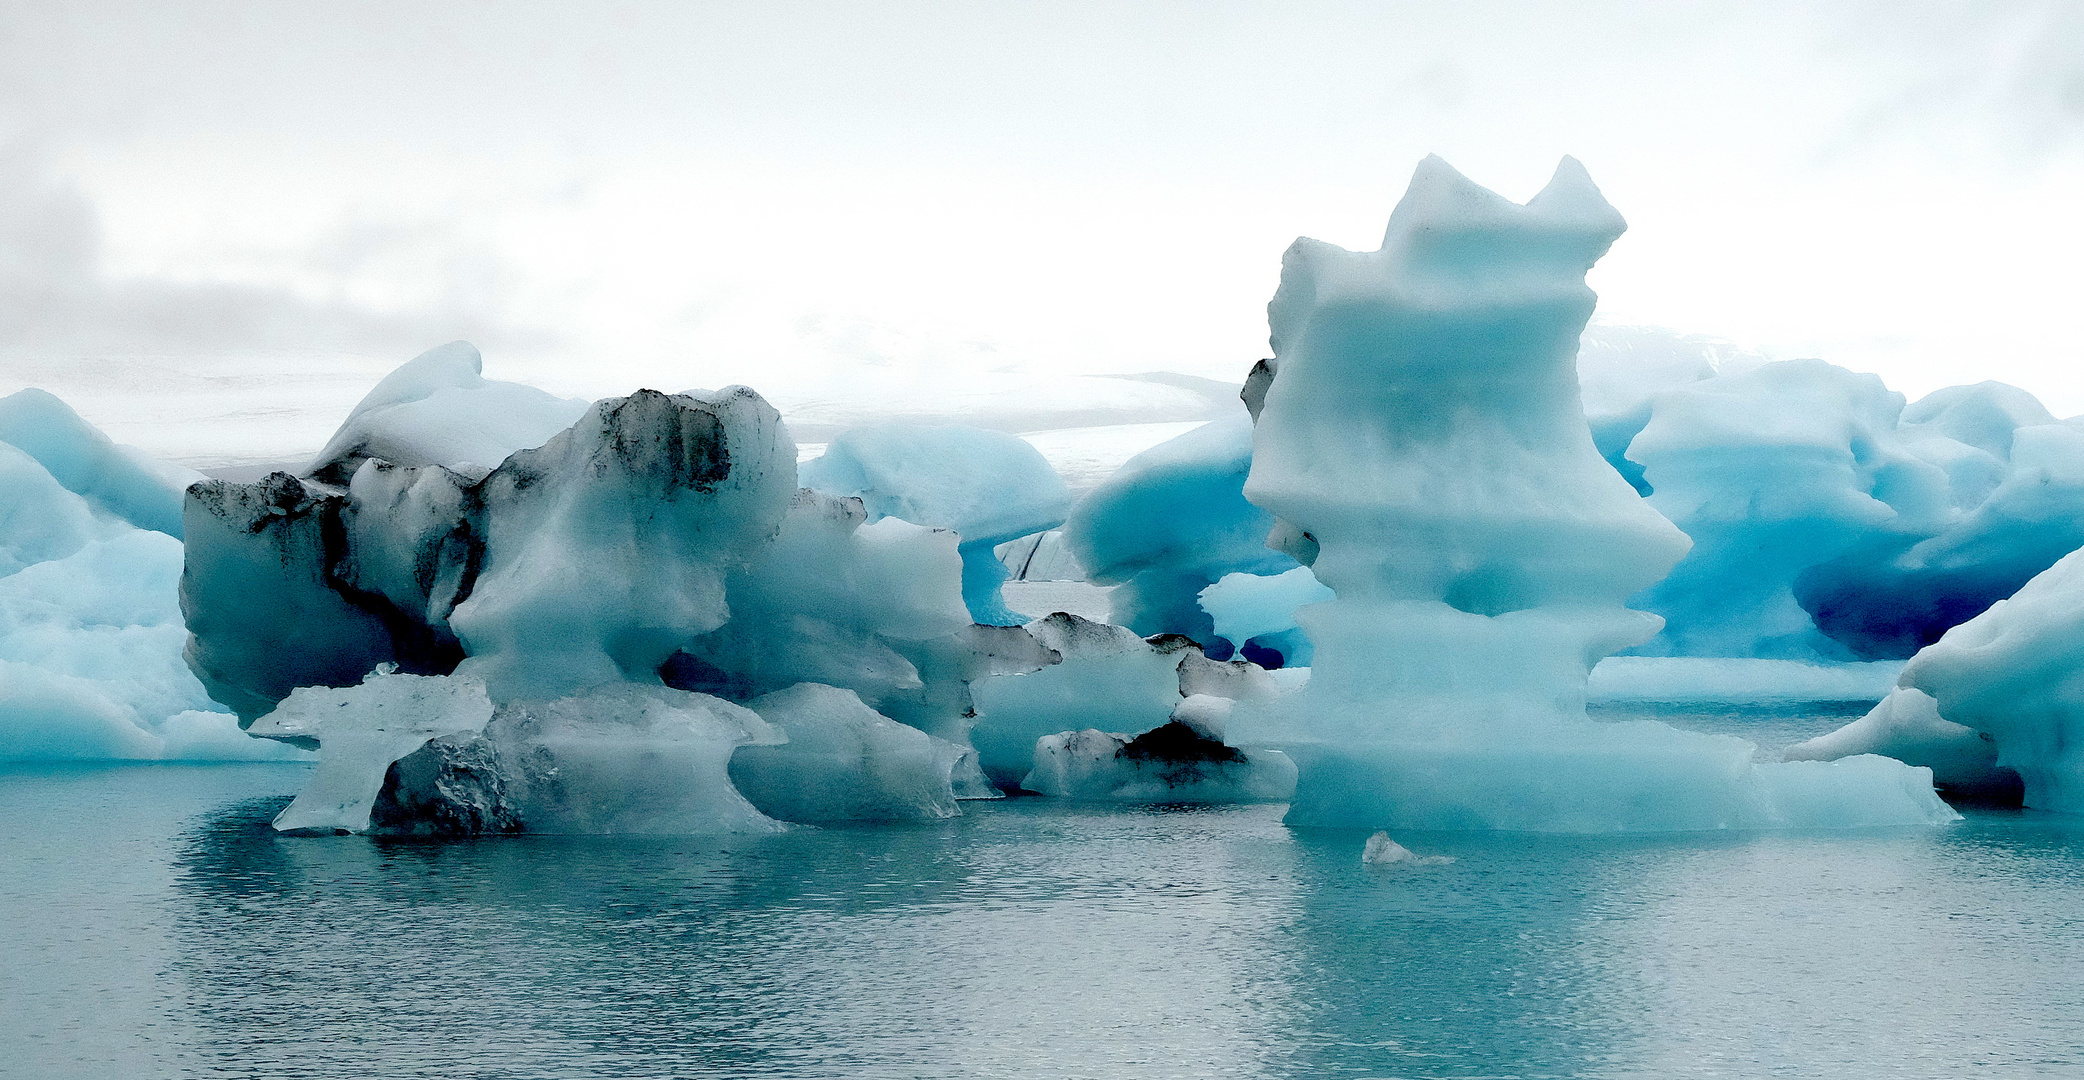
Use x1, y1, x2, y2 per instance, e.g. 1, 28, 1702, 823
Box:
4, 712, 2082, 1079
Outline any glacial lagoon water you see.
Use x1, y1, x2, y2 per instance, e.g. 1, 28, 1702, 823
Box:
5, 711, 2083, 1080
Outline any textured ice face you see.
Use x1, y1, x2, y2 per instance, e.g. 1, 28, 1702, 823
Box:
1615, 365, 2084, 662
183, 383, 802, 711
1248, 156, 1691, 612
801, 424, 1072, 626
1797, 411, 2084, 660
450, 387, 798, 700
1626, 359, 1937, 659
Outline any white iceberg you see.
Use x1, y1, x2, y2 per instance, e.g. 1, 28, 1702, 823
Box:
305, 340, 592, 484
1782, 687, 2015, 801
802, 424, 1072, 625
187, 350, 1083, 829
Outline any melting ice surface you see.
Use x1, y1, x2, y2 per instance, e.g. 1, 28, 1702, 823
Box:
4, 759, 2082, 1080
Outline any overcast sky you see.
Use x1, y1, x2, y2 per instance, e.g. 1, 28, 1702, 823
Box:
3, 0, 2082, 446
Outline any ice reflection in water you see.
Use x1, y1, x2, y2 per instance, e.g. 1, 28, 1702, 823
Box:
4, 760, 2083, 1079
169, 795, 1311, 1079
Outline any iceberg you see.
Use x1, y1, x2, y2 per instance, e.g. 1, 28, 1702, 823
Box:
1617, 365, 2084, 663
1889, 546, 2084, 814
801, 424, 1072, 626
1782, 687, 2017, 802
1061, 413, 1300, 652
0, 391, 290, 762
1624, 359, 1940, 660
968, 613, 1200, 787
304, 340, 592, 485
1228, 155, 1956, 832
185, 349, 1085, 831
0, 387, 196, 538
1796, 399, 2084, 659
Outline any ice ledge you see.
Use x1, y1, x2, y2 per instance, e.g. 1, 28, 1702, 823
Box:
1588, 657, 1906, 706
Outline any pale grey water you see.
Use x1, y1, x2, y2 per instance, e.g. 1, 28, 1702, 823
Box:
4, 712, 2083, 1080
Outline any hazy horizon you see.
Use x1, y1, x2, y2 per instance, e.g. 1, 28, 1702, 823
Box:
4, 0, 2081, 456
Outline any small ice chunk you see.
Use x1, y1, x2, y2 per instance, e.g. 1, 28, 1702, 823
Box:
1362, 831, 1455, 866
1021, 720, 1296, 803
1197, 566, 1332, 661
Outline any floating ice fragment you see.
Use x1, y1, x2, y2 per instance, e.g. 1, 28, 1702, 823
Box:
251, 669, 494, 833
1362, 831, 1454, 866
